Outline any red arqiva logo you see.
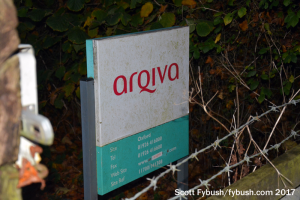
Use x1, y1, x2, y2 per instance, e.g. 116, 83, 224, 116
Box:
113, 63, 179, 96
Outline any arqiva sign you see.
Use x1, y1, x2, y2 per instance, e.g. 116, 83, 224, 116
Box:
113, 63, 179, 95
85, 27, 189, 195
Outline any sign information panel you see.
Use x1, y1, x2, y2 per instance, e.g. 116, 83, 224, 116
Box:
85, 27, 189, 195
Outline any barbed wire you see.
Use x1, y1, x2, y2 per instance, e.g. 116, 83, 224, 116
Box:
125, 99, 300, 200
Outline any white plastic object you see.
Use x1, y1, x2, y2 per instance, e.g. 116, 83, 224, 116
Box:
17, 44, 54, 145
16, 137, 42, 168
21, 109, 54, 146
18, 44, 38, 114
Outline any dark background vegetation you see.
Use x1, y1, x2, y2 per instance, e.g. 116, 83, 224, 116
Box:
15, 0, 300, 199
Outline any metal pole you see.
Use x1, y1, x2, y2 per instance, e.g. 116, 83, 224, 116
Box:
177, 156, 189, 191
80, 78, 98, 200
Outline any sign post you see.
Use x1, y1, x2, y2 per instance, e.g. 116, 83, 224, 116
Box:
81, 27, 189, 197
80, 79, 97, 200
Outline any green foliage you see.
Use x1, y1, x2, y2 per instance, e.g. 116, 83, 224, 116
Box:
238, 7, 247, 18
224, 13, 234, 25
27, 8, 51, 21
196, 21, 214, 37
67, 0, 85, 11
285, 11, 299, 28
14, 0, 300, 124
159, 13, 176, 27
247, 70, 256, 78
46, 14, 69, 32
68, 27, 89, 44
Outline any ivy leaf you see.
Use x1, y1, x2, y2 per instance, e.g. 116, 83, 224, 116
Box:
248, 79, 259, 90
283, 82, 292, 95
83, 16, 94, 28
54, 98, 64, 109
18, 7, 29, 17
159, 13, 176, 27
196, 22, 214, 37
261, 87, 272, 98
71, 73, 81, 83
283, 0, 291, 6
43, 36, 62, 49
214, 25, 222, 33
228, 0, 235, 6
121, 12, 132, 26
258, 94, 265, 104
193, 49, 200, 59
250, 80, 259, 90
46, 14, 69, 32
63, 70, 73, 81
270, 0, 279, 9
257, 87, 272, 103
215, 33, 221, 43
150, 21, 164, 30
224, 13, 233, 26
140, 2, 153, 18
92, 9, 107, 22
67, 0, 85, 11
238, 7, 247, 18
264, 23, 271, 35
247, 70, 256, 77
78, 61, 87, 75
88, 28, 98, 38
130, 0, 142, 9
106, 12, 122, 26
55, 67, 66, 80
62, 42, 72, 52
146, 13, 157, 24
25, 0, 33, 7
105, 0, 114, 7
64, 83, 75, 97
106, 27, 114, 36
199, 39, 215, 53
261, 74, 269, 80
185, 18, 196, 33
130, 13, 144, 27
289, 75, 294, 83
213, 17, 223, 25
174, 0, 182, 7
18, 21, 35, 32
28, 8, 51, 22
65, 13, 82, 27
246, 0, 250, 6
228, 84, 236, 92
285, 11, 299, 28
68, 27, 89, 44
258, 48, 268, 54
73, 44, 86, 52
118, 2, 130, 9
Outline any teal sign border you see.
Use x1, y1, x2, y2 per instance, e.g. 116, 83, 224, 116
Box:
96, 115, 189, 195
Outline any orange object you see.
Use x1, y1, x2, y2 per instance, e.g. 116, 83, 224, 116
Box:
17, 158, 46, 190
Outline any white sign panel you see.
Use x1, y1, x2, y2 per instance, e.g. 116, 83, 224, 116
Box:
89, 27, 189, 147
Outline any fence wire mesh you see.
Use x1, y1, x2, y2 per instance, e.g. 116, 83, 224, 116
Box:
125, 99, 300, 200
